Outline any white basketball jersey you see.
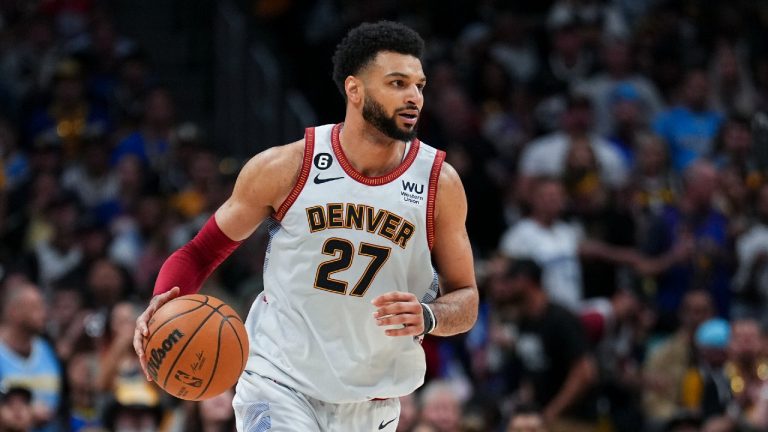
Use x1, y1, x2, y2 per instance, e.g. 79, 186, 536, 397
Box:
244, 123, 445, 403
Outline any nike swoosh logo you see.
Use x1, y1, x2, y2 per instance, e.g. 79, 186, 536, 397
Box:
379, 417, 397, 430
313, 174, 344, 184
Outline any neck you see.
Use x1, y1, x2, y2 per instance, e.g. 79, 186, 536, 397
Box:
338, 116, 407, 177
0, 326, 34, 357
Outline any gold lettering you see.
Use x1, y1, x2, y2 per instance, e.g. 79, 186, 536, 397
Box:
379, 213, 401, 240
393, 220, 415, 248
365, 207, 387, 233
345, 204, 365, 230
327, 203, 344, 228
306, 206, 326, 232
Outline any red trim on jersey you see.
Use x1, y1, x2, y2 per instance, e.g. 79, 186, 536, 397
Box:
426, 150, 445, 250
274, 127, 315, 221
331, 123, 420, 186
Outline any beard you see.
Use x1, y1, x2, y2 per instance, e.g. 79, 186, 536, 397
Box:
362, 95, 417, 142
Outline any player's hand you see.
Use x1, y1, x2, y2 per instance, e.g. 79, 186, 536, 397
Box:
134, 286, 181, 381
371, 291, 424, 337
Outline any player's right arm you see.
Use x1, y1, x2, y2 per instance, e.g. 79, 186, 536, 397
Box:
133, 140, 304, 380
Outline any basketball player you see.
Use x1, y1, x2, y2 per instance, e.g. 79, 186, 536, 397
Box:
133, 21, 478, 431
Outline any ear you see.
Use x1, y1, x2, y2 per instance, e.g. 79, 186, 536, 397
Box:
345, 76, 363, 105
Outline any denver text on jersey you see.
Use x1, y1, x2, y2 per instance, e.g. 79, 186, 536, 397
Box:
305, 203, 416, 249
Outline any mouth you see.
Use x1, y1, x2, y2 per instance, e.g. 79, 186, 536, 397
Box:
397, 110, 419, 126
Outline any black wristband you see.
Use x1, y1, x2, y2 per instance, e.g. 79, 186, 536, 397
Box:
420, 303, 436, 336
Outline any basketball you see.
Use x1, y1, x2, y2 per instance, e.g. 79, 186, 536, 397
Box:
143, 294, 248, 401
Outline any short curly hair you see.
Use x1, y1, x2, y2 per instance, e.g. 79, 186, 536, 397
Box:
332, 21, 425, 98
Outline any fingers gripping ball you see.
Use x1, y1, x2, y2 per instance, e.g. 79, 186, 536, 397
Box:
143, 294, 248, 400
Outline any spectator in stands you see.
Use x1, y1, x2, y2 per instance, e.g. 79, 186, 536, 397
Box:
519, 93, 628, 192
732, 184, 768, 324
170, 149, 223, 220
98, 302, 161, 431
708, 41, 757, 117
24, 58, 111, 160
110, 49, 152, 130
102, 394, 162, 432
564, 141, 637, 299
111, 86, 177, 173
716, 166, 751, 243
86, 259, 129, 313
582, 289, 649, 432
723, 319, 768, 428
692, 318, 732, 421
500, 178, 585, 309
397, 392, 419, 432
653, 68, 724, 171
532, 7, 594, 110
109, 193, 170, 294
604, 83, 655, 167
488, 12, 540, 85
417, 380, 463, 432
9, 170, 59, 252
502, 258, 597, 431
95, 302, 143, 393
47, 278, 89, 361
576, 37, 663, 136
500, 177, 641, 309
643, 289, 715, 426
61, 132, 120, 225
0, 386, 35, 432
0, 14, 60, 114
66, 351, 101, 431
180, 387, 236, 432
0, 118, 29, 193
713, 115, 761, 195
642, 160, 733, 320
0, 280, 62, 432
628, 133, 680, 241
23, 190, 83, 290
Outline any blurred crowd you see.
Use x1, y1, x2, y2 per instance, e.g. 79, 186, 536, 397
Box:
2, 1, 768, 432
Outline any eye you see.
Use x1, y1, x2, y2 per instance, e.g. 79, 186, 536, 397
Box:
416, 83, 425, 91
391, 80, 404, 87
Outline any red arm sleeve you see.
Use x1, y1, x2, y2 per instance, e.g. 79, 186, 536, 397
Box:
153, 215, 243, 296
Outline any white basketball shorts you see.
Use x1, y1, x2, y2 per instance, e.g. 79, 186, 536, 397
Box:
233, 370, 401, 431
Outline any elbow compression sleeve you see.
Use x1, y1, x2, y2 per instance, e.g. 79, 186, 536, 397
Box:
153, 215, 243, 296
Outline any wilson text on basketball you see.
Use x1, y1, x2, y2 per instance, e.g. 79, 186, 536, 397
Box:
147, 329, 185, 381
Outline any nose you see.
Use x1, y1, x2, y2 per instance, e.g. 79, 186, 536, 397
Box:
405, 84, 423, 107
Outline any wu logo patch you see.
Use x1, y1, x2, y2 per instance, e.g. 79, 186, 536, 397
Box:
401, 181, 424, 195
401, 181, 425, 205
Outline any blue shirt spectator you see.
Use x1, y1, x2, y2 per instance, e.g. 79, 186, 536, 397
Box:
0, 338, 61, 432
652, 69, 723, 171
643, 162, 733, 319
110, 129, 170, 168
0, 282, 62, 432
110, 86, 177, 172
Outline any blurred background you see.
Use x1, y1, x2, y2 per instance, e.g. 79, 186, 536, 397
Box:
1, 0, 768, 431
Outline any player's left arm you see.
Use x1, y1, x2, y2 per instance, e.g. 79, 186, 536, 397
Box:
424, 162, 479, 336
371, 162, 478, 337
